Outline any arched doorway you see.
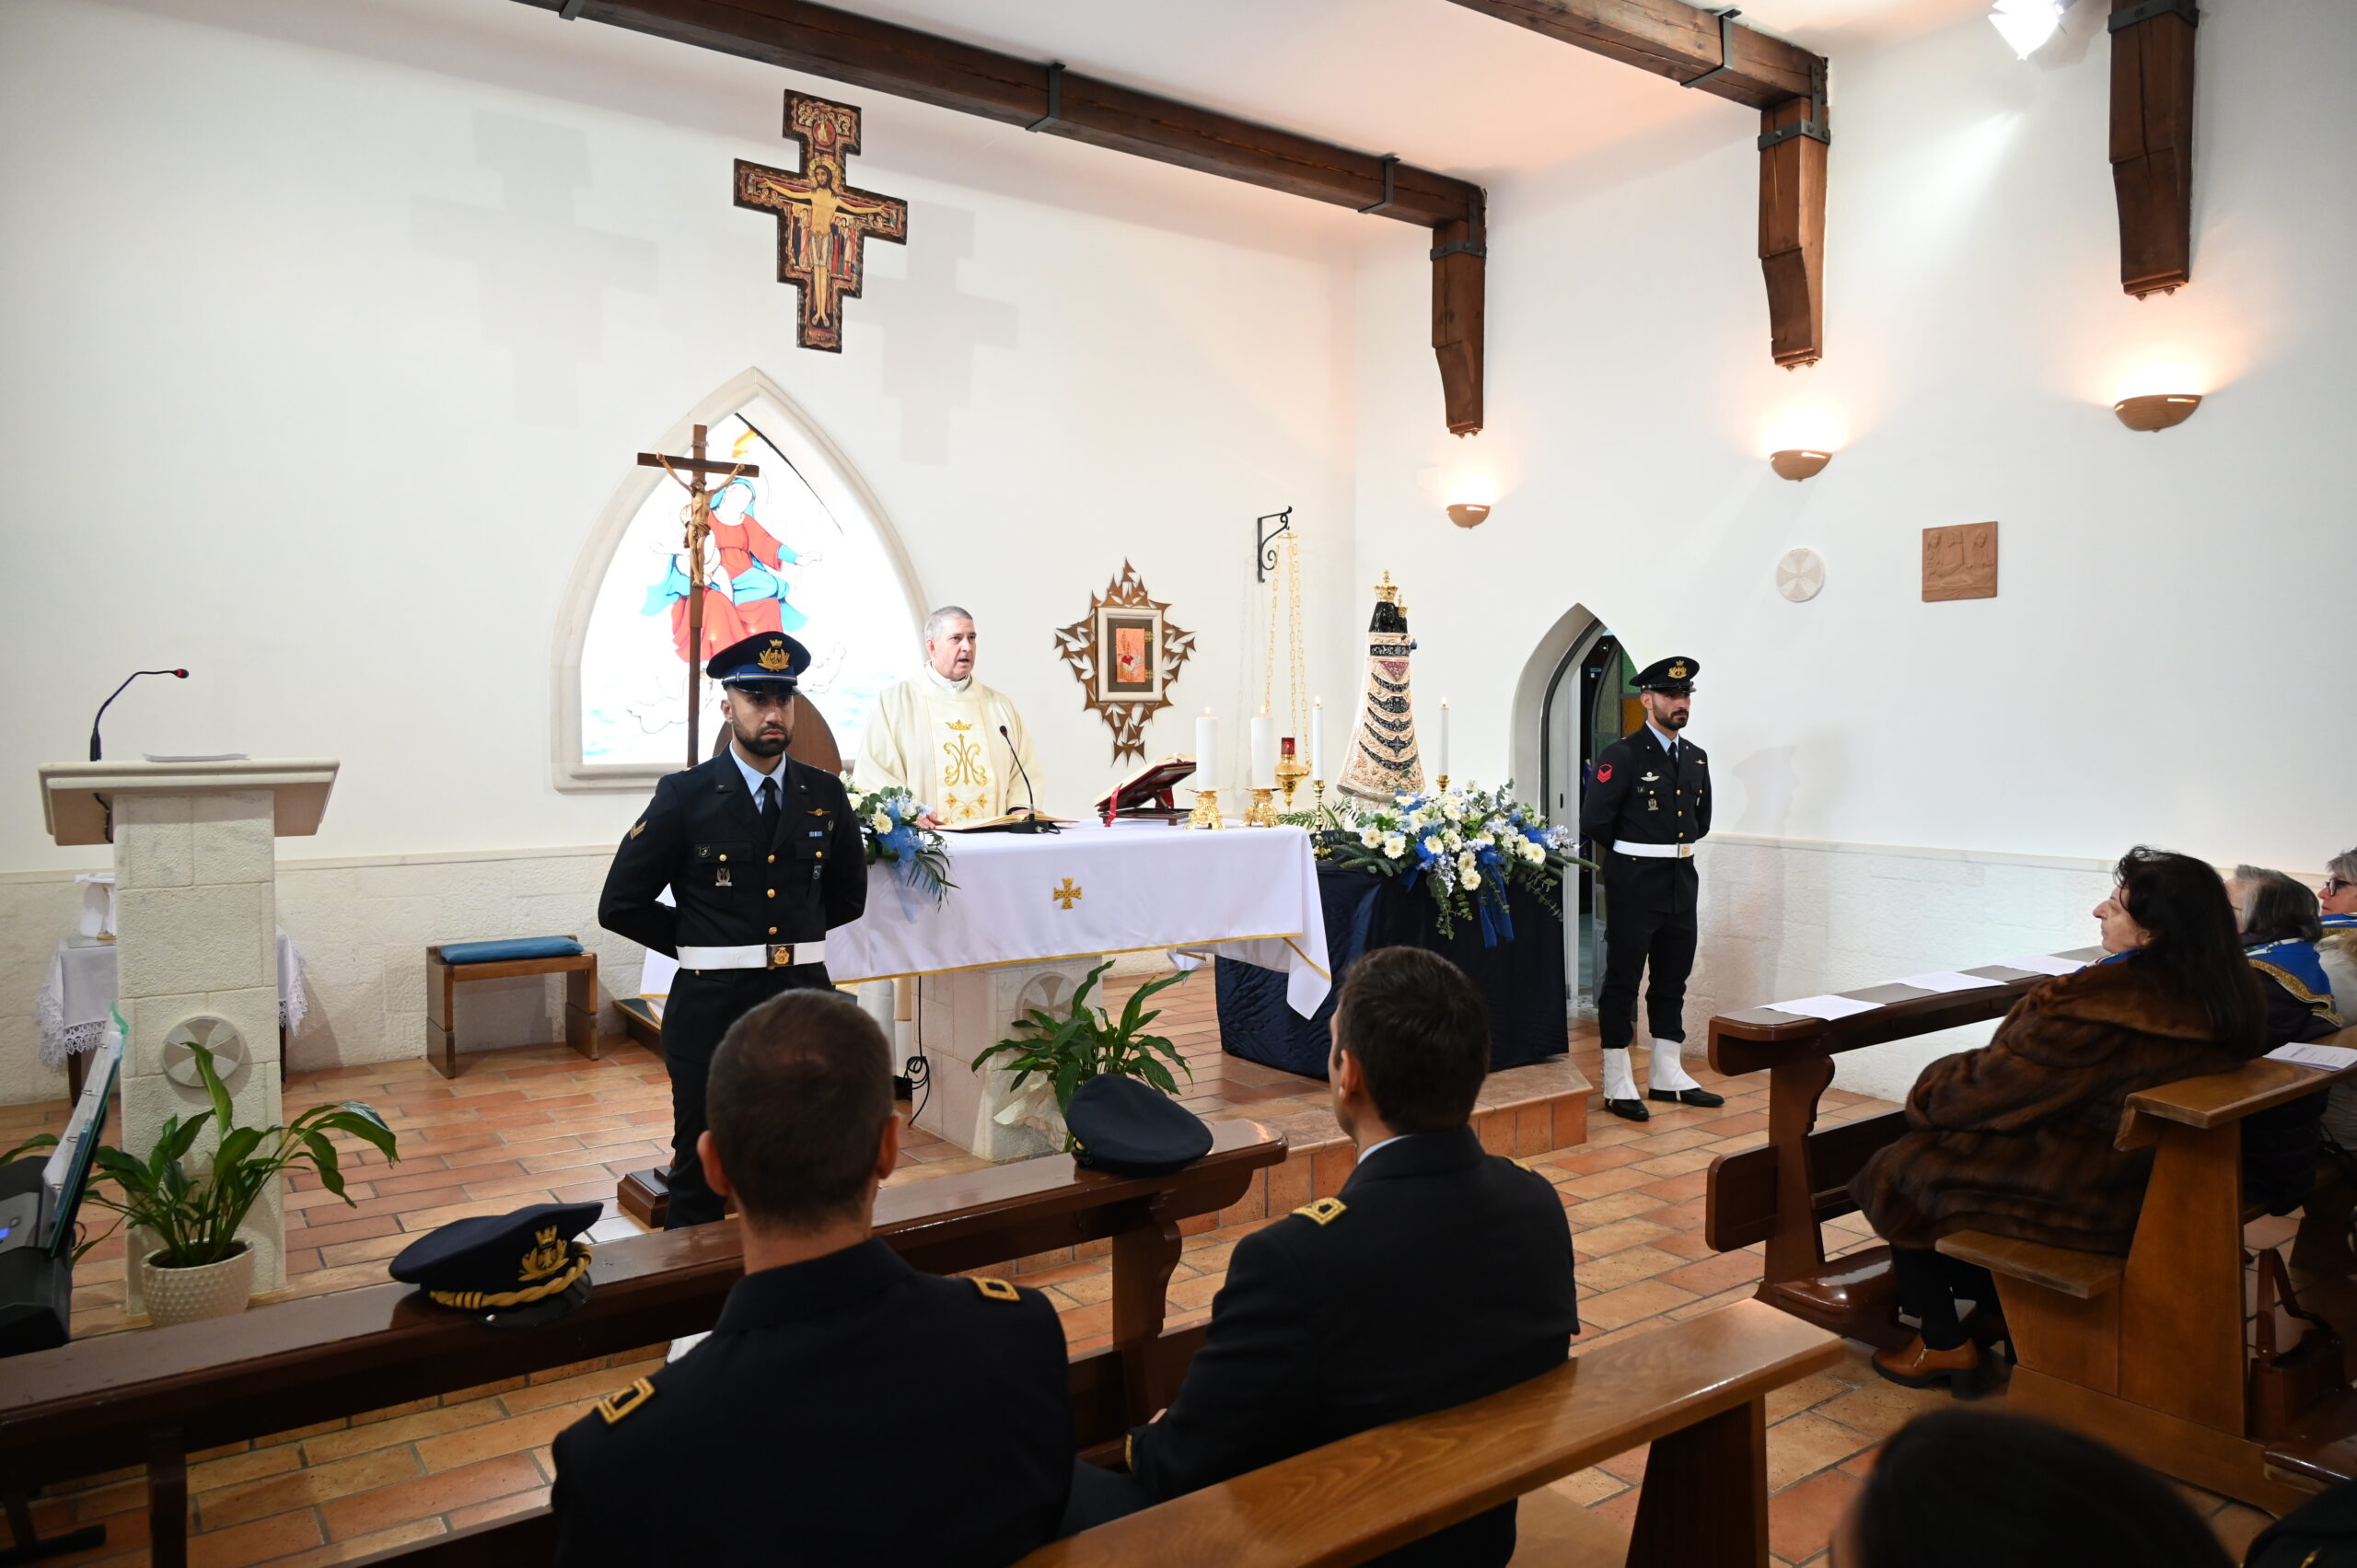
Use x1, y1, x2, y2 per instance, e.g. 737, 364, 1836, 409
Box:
1518, 608, 1644, 1012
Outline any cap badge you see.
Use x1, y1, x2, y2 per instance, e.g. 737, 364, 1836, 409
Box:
757, 642, 794, 672
518, 1226, 569, 1282
1668, 662, 1689, 679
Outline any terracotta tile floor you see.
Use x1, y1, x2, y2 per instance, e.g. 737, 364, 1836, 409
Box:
0, 976, 2281, 1566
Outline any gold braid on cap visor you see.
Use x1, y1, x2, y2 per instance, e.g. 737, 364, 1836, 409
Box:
427, 1246, 593, 1311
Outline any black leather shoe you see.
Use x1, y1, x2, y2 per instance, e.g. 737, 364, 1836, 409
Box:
1648, 1087, 1724, 1108
1604, 1098, 1651, 1122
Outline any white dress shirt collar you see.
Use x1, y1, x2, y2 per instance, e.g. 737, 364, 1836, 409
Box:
729, 742, 785, 802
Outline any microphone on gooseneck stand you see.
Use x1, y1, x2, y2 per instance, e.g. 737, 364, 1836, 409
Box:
89, 669, 190, 761
998, 725, 1060, 835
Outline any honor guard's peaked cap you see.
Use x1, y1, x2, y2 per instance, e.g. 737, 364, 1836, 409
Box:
706, 632, 811, 691
1633, 656, 1700, 694
389, 1202, 601, 1329
1065, 1074, 1214, 1177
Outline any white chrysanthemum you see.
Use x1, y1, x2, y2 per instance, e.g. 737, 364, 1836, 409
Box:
1444, 830, 1463, 852
1442, 797, 1465, 822
1522, 840, 1545, 864
868, 810, 893, 836
1382, 833, 1407, 857
1360, 827, 1382, 848
1463, 868, 1481, 890
1457, 849, 1477, 872
1422, 835, 1445, 857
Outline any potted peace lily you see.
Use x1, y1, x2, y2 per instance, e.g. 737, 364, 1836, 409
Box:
972, 962, 1191, 1148
5, 1041, 397, 1327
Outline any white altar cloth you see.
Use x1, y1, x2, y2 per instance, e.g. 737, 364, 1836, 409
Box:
36, 929, 308, 1070
638, 822, 1332, 1016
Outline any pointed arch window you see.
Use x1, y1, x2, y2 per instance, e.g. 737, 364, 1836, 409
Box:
556, 373, 923, 788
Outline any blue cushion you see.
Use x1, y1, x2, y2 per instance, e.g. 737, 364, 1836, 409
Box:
441, 936, 584, 965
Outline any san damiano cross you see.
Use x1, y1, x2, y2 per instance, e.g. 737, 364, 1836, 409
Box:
734, 93, 908, 352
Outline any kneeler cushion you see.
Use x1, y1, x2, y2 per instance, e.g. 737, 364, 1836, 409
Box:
441, 936, 586, 965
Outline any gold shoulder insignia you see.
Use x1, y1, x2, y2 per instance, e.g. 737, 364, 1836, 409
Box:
1511, 1158, 1538, 1174
973, 1277, 1021, 1302
628, 820, 646, 839
1292, 1197, 1347, 1225
596, 1376, 656, 1425
808, 807, 829, 816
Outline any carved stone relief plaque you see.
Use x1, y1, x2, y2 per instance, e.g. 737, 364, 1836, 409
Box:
1922, 522, 1998, 602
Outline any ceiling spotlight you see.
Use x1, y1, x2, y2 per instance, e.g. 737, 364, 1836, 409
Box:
1989, 0, 2072, 59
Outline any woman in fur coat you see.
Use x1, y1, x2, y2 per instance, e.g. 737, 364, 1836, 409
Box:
1851, 846, 2264, 1394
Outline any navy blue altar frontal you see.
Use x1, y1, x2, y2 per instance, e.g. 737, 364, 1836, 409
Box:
1214, 861, 1570, 1078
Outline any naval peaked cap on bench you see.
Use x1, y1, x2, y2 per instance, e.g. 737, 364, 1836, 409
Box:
1066, 1074, 1213, 1177
389, 1202, 601, 1329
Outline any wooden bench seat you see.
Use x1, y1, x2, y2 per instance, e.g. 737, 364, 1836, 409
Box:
1016, 1301, 1842, 1568
1933, 1051, 2357, 1515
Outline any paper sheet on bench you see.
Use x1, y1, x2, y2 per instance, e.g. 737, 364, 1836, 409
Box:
1895, 971, 2009, 993
1762, 994, 1884, 1021
1998, 953, 2088, 976
2268, 1042, 2357, 1071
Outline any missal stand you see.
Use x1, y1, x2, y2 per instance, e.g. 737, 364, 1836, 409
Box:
1094, 755, 1196, 826
36, 760, 339, 1307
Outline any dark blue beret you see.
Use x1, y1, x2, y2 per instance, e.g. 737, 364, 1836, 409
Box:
1066, 1074, 1213, 1177
389, 1202, 601, 1328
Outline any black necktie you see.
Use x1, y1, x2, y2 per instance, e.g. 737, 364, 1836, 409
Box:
759, 776, 780, 840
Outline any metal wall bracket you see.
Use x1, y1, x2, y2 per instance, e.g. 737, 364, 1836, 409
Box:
1757, 57, 1831, 149
1027, 62, 1064, 132
1681, 7, 1744, 89
2108, 0, 2198, 30
1359, 154, 1401, 215
1255, 507, 1295, 584
1429, 192, 1488, 261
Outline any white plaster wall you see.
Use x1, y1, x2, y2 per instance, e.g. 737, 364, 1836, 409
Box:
0, 0, 1363, 875
1349, 1, 2356, 1092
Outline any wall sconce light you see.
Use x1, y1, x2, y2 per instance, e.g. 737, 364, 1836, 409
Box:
2112, 392, 2201, 432
1770, 449, 1832, 482
1988, 0, 2073, 59
1446, 503, 1491, 528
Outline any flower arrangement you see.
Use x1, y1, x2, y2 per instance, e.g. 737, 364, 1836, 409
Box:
1320, 781, 1589, 942
853, 786, 954, 905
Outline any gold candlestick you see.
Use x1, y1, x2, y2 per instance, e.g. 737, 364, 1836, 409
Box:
1188, 789, 1225, 830
1243, 787, 1280, 828
1276, 752, 1308, 810
1436, 774, 1450, 794
1312, 779, 1326, 821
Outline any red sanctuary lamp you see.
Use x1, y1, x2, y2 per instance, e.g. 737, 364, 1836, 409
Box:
1276, 735, 1308, 810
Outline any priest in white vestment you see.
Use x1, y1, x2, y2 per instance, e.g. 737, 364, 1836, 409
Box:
858, 605, 1045, 826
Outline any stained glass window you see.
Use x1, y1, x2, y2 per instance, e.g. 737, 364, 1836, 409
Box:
576, 399, 917, 770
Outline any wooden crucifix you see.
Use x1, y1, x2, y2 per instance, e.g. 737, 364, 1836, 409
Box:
735, 93, 909, 352
637, 424, 759, 768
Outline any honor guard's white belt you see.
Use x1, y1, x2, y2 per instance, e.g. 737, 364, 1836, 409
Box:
1614, 842, 1696, 859
678, 941, 828, 970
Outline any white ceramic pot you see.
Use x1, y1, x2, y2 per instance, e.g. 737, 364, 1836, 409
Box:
140, 1240, 256, 1327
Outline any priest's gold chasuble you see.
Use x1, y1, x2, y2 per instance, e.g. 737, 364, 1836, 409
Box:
857, 668, 1043, 824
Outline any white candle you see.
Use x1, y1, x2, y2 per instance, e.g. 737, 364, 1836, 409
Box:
1437, 699, 1450, 781
1310, 699, 1326, 779
1249, 706, 1278, 791
1194, 711, 1219, 791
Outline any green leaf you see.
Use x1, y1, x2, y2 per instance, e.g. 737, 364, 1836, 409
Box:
1, 1132, 58, 1165
315, 1105, 397, 1163
191, 1042, 235, 1149
162, 1111, 213, 1166
299, 1130, 348, 1200
214, 1126, 265, 1174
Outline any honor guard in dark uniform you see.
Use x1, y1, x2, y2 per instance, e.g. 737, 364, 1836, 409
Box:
1579, 656, 1724, 1121
598, 631, 867, 1229
552, 992, 1074, 1567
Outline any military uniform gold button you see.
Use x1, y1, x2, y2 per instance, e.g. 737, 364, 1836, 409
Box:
766, 889, 775, 899
768, 854, 775, 864
769, 926, 778, 935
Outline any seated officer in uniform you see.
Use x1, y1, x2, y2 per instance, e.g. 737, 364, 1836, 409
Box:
1077, 947, 1581, 1565
551, 991, 1074, 1567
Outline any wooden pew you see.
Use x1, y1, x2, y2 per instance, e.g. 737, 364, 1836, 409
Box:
1937, 1054, 2357, 1515
1704, 950, 2104, 1347
348, 1300, 1842, 1568
1019, 1300, 1843, 1568
0, 1121, 1283, 1568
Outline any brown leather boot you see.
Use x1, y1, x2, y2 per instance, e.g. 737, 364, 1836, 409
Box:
1873, 1335, 1982, 1397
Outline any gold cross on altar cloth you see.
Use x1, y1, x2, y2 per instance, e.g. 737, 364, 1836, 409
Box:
734, 94, 908, 353
1051, 879, 1085, 911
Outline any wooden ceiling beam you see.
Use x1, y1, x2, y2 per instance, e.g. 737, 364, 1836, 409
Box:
1444, 0, 1820, 110
2109, 0, 2196, 297
517, 0, 1488, 433
517, 0, 1480, 228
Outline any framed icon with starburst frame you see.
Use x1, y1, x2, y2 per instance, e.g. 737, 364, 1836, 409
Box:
1055, 563, 1196, 761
